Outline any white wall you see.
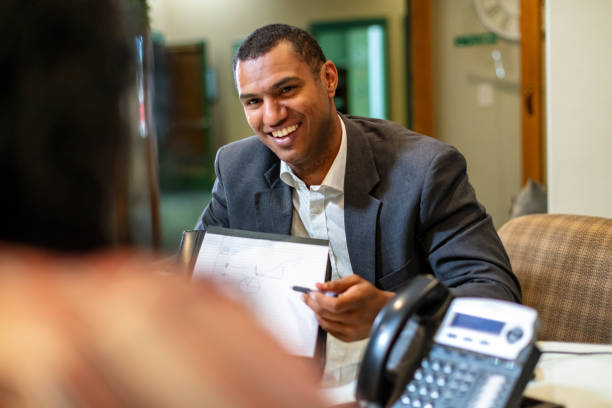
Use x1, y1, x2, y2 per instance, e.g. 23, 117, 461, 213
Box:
149, 0, 406, 150
546, 0, 612, 217
148, 0, 168, 33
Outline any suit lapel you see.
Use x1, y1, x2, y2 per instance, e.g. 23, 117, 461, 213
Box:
254, 161, 293, 234
342, 115, 381, 284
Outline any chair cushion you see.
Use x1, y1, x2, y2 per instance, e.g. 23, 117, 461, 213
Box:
498, 214, 612, 344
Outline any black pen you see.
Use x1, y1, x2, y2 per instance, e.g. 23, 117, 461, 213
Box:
292, 285, 338, 298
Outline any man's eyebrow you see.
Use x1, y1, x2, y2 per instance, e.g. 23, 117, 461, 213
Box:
271, 76, 302, 89
239, 92, 257, 100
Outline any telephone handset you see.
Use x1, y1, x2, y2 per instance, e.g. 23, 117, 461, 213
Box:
357, 275, 541, 408
357, 275, 453, 406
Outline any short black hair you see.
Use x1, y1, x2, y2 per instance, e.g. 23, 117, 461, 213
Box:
233, 24, 327, 77
0, 0, 133, 252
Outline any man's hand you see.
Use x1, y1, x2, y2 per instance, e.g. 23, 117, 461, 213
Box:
302, 275, 395, 342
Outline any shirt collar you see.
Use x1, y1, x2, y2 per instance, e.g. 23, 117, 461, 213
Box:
280, 115, 347, 192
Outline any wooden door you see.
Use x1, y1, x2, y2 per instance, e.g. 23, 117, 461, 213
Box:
163, 43, 214, 190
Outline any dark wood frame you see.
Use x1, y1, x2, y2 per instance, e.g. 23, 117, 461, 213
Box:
407, 0, 434, 137
520, 0, 544, 185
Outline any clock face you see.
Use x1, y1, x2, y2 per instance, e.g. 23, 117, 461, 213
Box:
474, 0, 520, 42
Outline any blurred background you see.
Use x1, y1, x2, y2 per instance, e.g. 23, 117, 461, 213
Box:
122, 0, 611, 253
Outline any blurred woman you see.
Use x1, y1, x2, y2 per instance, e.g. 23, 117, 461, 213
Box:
0, 1, 327, 406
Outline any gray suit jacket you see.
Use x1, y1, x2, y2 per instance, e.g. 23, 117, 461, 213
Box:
196, 114, 520, 302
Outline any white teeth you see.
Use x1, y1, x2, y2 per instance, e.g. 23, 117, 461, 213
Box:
271, 124, 298, 138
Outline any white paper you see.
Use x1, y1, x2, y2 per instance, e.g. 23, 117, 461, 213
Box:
193, 230, 329, 357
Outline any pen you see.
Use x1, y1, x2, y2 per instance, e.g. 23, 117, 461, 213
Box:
292, 285, 338, 298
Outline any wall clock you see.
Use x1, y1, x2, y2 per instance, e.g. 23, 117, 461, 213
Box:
474, 0, 520, 42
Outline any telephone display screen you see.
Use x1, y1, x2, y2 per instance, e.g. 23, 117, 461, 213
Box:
450, 313, 505, 334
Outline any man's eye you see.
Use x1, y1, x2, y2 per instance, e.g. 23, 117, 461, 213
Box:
280, 86, 295, 94
246, 98, 261, 106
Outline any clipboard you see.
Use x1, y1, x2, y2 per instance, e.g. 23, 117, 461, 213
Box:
178, 227, 330, 369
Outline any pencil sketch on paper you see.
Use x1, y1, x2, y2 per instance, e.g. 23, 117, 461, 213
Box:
209, 247, 292, 294
191, 229, 329, 357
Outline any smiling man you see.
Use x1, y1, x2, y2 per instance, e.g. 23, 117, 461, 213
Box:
195, 24, 520, 385
236, 40, 341, 187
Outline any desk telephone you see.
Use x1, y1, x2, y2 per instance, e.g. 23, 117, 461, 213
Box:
357, 275, 541, 408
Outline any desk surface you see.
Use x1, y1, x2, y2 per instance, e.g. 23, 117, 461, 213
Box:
324, 341, 612, 408
524, 341, 612, 408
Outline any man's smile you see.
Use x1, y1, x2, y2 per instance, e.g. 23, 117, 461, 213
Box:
270, 123, 299, 138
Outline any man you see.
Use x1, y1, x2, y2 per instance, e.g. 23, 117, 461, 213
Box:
195, 23, 520, 383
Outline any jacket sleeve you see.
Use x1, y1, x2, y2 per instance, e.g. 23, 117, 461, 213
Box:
417, 146, 521, 302
194, 146, 230, 231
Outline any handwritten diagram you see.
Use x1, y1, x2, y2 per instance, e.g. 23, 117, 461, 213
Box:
191, 228, 329, 357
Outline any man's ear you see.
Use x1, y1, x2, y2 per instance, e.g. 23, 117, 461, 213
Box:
321, 61, 338, 98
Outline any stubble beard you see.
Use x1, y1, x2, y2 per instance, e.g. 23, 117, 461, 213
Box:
290, 102, 340, 185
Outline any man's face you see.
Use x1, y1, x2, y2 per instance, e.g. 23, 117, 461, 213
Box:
236, 42, 340, 178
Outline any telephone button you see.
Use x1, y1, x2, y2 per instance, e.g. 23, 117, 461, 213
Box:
465, 372, 477, 383
442, 390, 454, 400
506, 327, 524, 343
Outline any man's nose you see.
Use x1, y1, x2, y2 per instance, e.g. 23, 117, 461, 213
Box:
263, 99, 287, 127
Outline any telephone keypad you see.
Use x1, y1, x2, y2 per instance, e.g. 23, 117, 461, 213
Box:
393, 344, 521, 408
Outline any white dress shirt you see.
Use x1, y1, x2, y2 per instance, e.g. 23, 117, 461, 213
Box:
280, 116, 369, 387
